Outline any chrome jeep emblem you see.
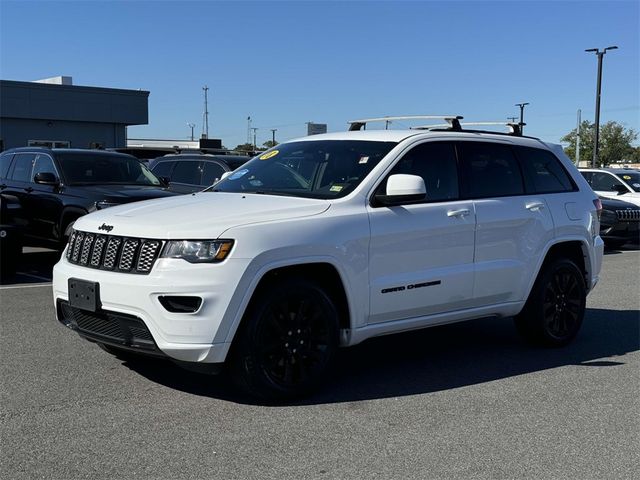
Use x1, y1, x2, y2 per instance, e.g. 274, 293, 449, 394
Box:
98, 223, 114, 232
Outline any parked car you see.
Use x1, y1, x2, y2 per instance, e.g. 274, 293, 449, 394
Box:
0, 148, 178, 249
53, 116, 604, 400
598, 195, 640, 249
149, 154, 251, 193
579, 168, 640, 206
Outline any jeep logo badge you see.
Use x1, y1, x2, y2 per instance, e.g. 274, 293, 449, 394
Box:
98, 223, 114, 232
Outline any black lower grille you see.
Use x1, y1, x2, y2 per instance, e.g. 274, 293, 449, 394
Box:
58, 300, 159, 352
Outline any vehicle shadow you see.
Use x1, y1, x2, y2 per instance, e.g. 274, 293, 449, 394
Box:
0, 247, 60, 285
122, 307, 640, 406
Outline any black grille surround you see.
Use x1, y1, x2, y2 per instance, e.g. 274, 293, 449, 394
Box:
58, 300, 164, 355
616, 209, 640, 222
66, 230, 163, 274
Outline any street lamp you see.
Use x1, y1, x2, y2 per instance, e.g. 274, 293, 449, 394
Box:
187, 123, 195, 141
585, 45, 618, 167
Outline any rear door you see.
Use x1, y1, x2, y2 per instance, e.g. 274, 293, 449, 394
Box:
458, 141, 555, 305
3, 153, 36, 233
367, 141, 476, 324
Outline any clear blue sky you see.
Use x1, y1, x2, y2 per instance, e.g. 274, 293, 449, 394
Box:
1, 0, 638, 148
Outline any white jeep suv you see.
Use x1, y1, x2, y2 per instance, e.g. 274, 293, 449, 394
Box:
53, 117, 604, 399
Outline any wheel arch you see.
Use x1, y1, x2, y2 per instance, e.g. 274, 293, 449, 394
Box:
59, 207, 88, 240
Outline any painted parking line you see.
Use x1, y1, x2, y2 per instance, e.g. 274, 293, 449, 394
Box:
0, 283, 52, 290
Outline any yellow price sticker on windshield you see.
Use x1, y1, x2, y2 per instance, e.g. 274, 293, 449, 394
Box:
259, 150, 279, 160
623, 175, 632, 180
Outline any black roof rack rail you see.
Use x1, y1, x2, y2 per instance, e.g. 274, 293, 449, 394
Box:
347, 115, 463, 131
413, 121, 524, 136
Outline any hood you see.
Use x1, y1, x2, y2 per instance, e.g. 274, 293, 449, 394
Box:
599, 195, 640, 210
598, 191, 640, 207
73, 192, 331, 239
72, 184, 178, 203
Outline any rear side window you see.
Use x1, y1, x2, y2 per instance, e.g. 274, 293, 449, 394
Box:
9, 153, 36, 182
515, 146, 575, 193
0, 153, 13, 178
459, 142, 524, 198
171, 161, 202, 185
151, 161, 174, 178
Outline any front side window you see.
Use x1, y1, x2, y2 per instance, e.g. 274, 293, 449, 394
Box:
460, 142, 524, 198
211, 140, 397, 199
379, 142, 459, 202
32, 155, 58, 181
56, 153, 161, 186
150, 161, 174, 179
590, 172, 625, 192
9, 153, 36, 182
202, 162, 227, 186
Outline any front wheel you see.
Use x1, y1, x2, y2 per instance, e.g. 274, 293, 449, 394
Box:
229, 278, 339, 401
515, 259, 586, 347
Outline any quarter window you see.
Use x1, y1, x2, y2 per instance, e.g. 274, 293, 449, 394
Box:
515, 146, 575, 193
460, 142, 524, 198
382, 142, 459, 202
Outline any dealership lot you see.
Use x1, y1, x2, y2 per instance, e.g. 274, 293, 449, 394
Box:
1, 247, 638, 479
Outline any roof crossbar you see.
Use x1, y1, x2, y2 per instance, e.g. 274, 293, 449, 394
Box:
347, 115, 463, 131
412, 121, 524, 136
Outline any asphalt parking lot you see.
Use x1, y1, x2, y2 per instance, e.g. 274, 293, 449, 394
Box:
1, 246, 639, 480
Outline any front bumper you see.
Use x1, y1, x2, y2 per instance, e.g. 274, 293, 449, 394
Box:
53, 255, 251, 363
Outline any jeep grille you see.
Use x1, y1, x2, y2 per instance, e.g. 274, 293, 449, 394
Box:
616, 210, 640, 222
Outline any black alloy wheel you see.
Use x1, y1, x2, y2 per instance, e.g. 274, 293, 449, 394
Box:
515, 258, 586, 347
230, 278, 339, 400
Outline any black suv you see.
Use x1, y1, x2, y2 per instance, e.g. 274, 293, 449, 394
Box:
0, 148, 178, 249
149, 153, 251, 193
599, 195, 640, 249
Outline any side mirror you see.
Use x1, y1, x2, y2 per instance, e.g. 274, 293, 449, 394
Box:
612, 184, 628, 195
374, 174, 426, 206
158, 176, 171, 186
34, 172, 60, 186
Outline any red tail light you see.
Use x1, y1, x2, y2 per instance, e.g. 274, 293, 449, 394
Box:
593, 198, 602, 219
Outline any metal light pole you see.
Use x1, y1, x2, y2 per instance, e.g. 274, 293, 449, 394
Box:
270, 128, 277, 145
202, 85, 209, 139
515, 102, 529, 134
585, 46, 618, 167
575, 109, 581, 166
251, 127, 258, 151
187, 123, 195, 141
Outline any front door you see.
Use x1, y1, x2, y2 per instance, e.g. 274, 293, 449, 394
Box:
367, 141, 476, 324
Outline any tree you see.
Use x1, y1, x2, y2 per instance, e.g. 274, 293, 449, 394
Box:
234, 143, 255, 153
263, 140, 278, 148
561, 121, 638, 167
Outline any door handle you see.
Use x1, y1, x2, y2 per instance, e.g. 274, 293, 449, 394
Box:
447, 208, 471, 218
24, 187, 34, 193
526, 202, 545, 211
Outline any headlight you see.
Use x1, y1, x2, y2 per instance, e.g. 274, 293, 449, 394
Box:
160, 239, 234, 263
600, 209, 616, 221
96, 201, 121, 210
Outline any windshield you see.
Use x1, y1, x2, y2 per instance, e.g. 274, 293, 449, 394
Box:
618, 171, 640, 192
57, 153, 162, 186
209, 140, 397, 199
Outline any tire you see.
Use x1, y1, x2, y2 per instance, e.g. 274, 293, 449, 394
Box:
515, 258, 586, 347
229, 277, 340, 401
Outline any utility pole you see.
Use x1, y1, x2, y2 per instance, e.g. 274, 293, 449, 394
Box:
515, 103, 529, 134
585, 46, 618, 167
202, 85, 209, 139
576, 109, 581, 166
251, 127, 258, 151
187, 123, 195, 141
247, 116, 252, 145
270, 129, 277, 145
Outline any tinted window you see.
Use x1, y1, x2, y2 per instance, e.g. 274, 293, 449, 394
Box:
460, 142, 524, 198
0, 153, 13, 178
151, 161, 174, 178
32, 155, 58, 181
590, 172, 625, 191
615, 171, 640, 192
515, 146, 574, 193
213, 140, 397, 199
57, 153, 161, 186
382, 142, 458, 202
172, 161, 202, 185
10, 154, 36, 182
202, 162, 226, 186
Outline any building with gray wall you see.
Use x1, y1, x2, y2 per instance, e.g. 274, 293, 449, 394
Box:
0, 77, 149, 151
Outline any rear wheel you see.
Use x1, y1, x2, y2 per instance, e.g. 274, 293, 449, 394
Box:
515, 258, 586, 347
229, 278, 339, 401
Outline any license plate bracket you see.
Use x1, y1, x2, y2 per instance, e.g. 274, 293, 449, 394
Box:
68, 278, 100, 312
